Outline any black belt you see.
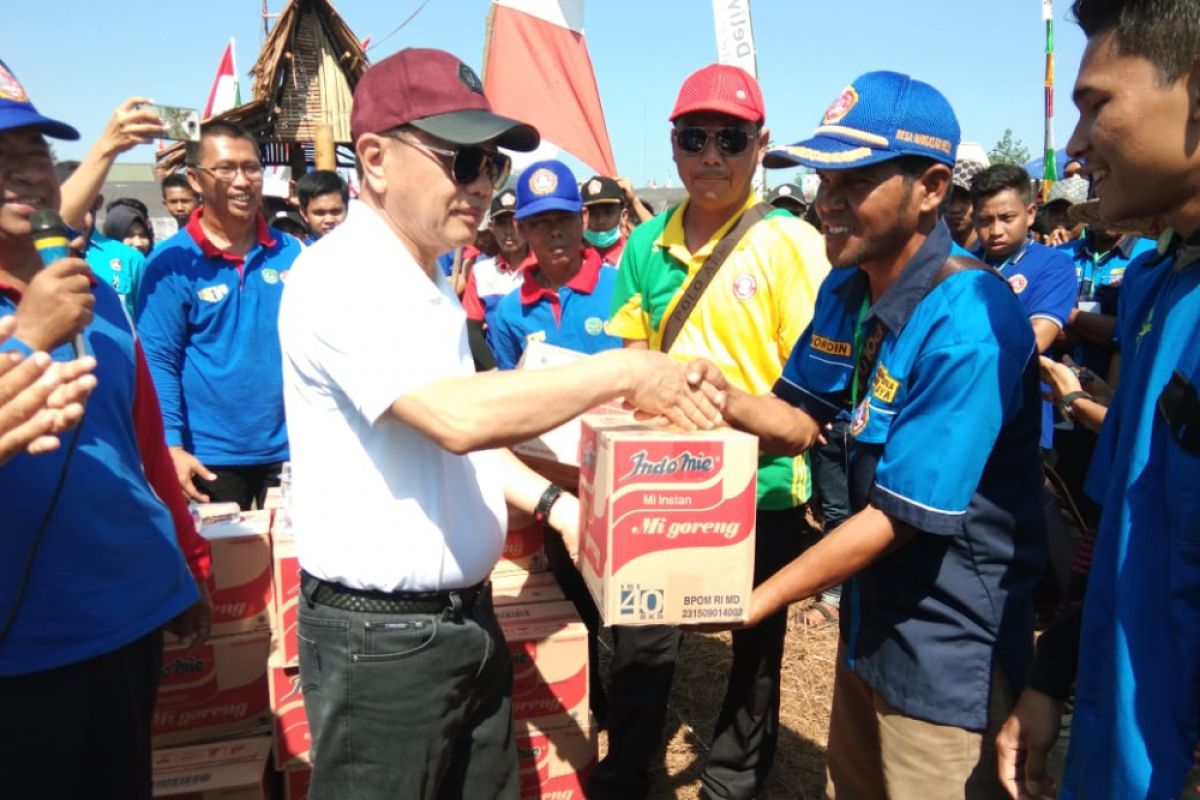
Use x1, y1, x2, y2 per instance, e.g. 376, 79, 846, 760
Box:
300, 571, 487, 614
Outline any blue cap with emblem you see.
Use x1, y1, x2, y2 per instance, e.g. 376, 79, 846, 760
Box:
0, 59, 79, 140
514, 159, 582, 220
764, 71, 958, 171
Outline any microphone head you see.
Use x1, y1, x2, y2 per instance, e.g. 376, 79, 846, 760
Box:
30, 209, 69, 238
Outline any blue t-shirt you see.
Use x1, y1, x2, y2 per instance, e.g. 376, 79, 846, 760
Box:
0, 281, 198, 676
1064, 233, 1200, 800
136, 213, 299, 465
86, 232, 146, 320
1057, 234, 1157, 374
775, 222, 1045, 731
490, 248, 622, 369
984, 237, 1079, 448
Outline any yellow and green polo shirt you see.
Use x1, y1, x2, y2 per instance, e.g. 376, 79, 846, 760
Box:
607, 192, 831, 509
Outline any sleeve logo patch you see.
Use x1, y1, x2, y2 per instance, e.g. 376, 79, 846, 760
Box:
197, 284, 230, 303
1008, 274, 1028, 294
871, 363, 900, 403
850, 397, 870, 438
812, 334, 852, 358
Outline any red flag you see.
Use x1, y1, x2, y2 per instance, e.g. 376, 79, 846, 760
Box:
484, 0, 617, 176
203, 39, 241, 120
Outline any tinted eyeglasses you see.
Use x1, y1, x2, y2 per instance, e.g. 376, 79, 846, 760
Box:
673, 126, 755, 157
393, 135, 512, 189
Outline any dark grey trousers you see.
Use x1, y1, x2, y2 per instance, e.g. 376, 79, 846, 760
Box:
298, 579, 517, 800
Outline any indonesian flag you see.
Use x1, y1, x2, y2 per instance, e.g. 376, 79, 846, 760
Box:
203, 39, 242, 119
484, 0, 617, 176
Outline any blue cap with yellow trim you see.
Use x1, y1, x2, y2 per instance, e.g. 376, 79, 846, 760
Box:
0, 59, 79, 140
514, 159, 582, 220
764, 71, 958, 171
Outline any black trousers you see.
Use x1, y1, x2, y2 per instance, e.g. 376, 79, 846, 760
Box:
298, 578, 517, 800
588, 507, 816, 800
0, 627, 164, 800
195, 461, 284, 511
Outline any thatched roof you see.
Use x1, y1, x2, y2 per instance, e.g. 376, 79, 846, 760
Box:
157, 0, 368, 175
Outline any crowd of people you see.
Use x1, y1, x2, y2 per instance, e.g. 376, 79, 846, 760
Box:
0, 0, 1198, 798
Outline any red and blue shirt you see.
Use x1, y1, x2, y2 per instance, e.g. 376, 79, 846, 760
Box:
136, 209, 299, 465
0, 277, 210, 675
460, 247, 536, 348
490, 247, 621, 369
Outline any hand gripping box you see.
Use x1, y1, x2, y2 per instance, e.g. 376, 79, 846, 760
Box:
515, 723, 596, 800
269, 666, 310, 770
153, 631, 272, 747
167, 511, 273, 644
151, 736, 272, 799
269, 519, 300, 668
578, 415, 758, 626
498, 605, 589, 731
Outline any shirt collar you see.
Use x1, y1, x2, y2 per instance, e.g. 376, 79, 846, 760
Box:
519, 247, 604, 306
834, 220, 955, 334
185, 206, 275, 260
983, 235, 1033, 268
656, 191, 759, 265
498, 247, 537, 273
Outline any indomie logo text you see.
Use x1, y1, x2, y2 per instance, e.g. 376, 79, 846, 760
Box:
621, 450, 715, 481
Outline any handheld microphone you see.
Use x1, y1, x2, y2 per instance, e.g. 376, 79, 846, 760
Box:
29, 209, 88, 357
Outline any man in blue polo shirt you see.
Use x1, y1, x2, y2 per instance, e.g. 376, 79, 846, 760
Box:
490, 160, 620, 369
971, 163, 1078, 453
138, 120, 301, 509
695, 70, 1045, 798
997, 1, 1200, 798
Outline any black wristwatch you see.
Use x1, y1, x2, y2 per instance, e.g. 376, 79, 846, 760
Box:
533, 484, 564, 524
1060, 389, 1094, 420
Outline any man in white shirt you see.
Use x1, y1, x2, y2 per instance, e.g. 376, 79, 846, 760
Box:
278, 48, 719, 800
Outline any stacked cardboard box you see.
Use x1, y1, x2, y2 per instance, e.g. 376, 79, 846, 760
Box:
577, 414, 759, 626
154, 511, 274, 749
151, 736, 273, 799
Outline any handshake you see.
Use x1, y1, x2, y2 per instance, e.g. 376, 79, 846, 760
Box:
615, 350, 732, 431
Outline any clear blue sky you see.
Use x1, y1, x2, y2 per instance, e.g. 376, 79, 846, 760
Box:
5, 0, 1087, 185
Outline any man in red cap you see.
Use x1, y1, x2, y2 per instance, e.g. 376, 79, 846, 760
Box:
278, 48, 721, 800
598, 63, 830, 800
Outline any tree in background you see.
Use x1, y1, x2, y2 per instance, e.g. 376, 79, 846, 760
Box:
989, 129, 1032, 166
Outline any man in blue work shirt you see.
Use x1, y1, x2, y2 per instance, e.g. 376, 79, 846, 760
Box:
138, 120, 301, 510
971, 163, 1078, 453
695, 70, 1045, 798
490, 160, 620, 369
996, 2, 1200, 798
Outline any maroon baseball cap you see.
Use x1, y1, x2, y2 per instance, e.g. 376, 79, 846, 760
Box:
350, 48, 539, 151
669, 64, 765, 124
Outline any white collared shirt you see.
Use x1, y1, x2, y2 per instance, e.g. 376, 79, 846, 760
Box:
278, 201, 507, 591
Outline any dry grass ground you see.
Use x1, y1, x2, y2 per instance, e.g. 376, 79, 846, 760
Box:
595, 602, 840, 799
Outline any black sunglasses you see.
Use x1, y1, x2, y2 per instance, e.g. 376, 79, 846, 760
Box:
393, 135, 512, 188
673, 126, 755, 156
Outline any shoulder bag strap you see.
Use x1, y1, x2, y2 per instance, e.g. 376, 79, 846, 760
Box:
659, 202, 773, 354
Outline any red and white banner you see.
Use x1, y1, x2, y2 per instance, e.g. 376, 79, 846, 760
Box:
484, 0, 617, 177
203, 38, 242, 120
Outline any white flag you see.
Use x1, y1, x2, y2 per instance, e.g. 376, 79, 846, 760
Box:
711, 0, 757, 78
